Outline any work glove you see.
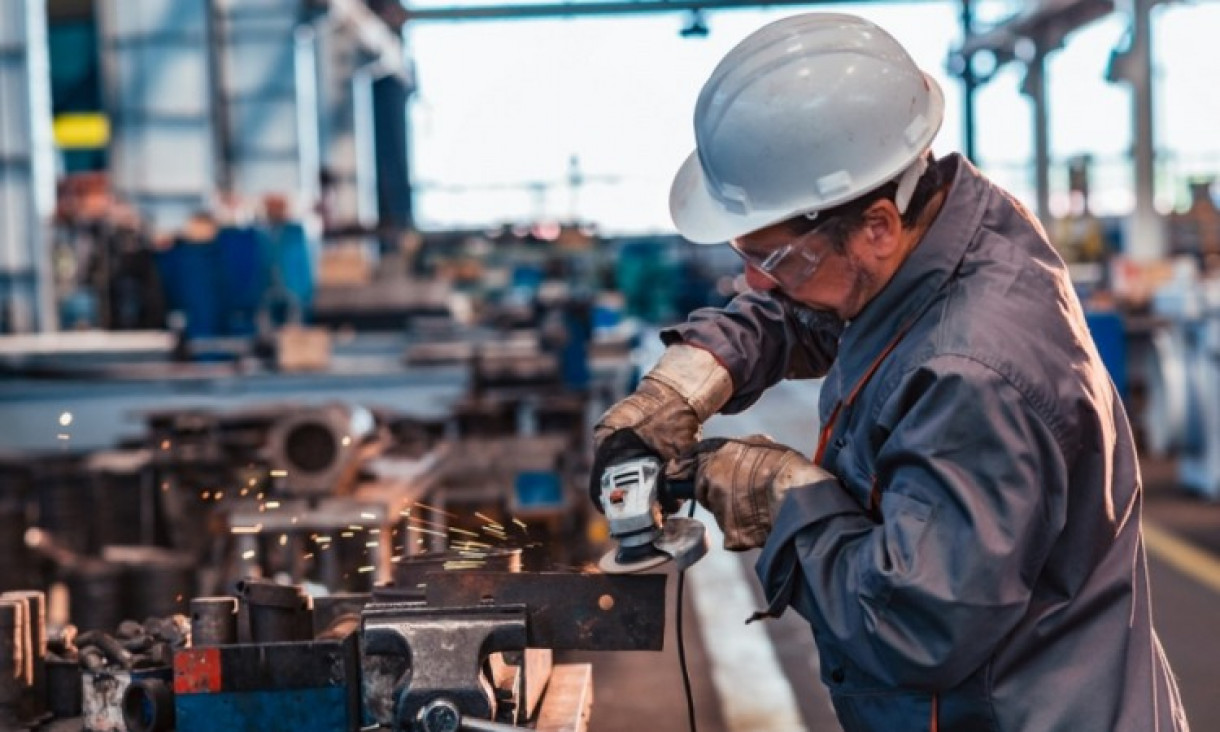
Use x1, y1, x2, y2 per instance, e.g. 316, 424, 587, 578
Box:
672, 435, 837, 551
590, 344, 733, 510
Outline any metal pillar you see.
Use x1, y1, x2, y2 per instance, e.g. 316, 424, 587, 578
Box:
97, 0, 217, 235
1022, 45, 1052, 228
213, 0, 321, 209
316, 23, 378, 230
1126, 0, 1162, 261
0, 0, 56, 333
959, 0, 978, 163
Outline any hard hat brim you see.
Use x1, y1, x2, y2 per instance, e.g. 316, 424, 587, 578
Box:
669, 72, 946, 245
669, 151, 787, 244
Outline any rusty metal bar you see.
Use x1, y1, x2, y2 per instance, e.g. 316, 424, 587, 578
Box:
424, 572, 667, 651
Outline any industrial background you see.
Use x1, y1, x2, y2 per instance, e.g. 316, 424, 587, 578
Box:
0, 0, 1219, 731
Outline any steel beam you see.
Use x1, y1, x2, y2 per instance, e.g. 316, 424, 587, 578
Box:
397, 0, 923, 22
0, 0, 56, 333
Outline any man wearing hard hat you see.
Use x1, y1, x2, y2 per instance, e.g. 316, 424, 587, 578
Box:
591, 12, 1189, 731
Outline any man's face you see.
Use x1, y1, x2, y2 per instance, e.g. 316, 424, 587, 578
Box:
733, 215, 883, 320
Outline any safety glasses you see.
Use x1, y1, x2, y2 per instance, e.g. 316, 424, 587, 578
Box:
729, 215, 837, 289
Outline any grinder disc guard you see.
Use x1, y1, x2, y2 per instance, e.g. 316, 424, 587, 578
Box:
598, 517, 709, 574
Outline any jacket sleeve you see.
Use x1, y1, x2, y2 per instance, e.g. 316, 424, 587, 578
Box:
659, 291, 842, 414
755, 354, 1068, 691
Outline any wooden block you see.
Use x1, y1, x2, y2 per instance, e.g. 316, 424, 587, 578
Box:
317, 245, 372, 286
535, 663, 593, 732
276, 326, 331, 372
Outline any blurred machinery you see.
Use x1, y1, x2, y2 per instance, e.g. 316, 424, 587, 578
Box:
1, 564, 666, 731
1143, 268, 1220, 499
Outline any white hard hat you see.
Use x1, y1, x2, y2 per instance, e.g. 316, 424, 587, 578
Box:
670, 13, 945, 244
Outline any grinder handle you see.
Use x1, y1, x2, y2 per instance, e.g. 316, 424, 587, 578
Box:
664, 479, 695, 501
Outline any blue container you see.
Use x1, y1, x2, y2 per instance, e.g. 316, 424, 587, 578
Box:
514, 471, 564, 510
1085, 310, 1128, 402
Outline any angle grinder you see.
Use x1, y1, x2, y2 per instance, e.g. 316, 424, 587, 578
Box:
597, 456, 709, 574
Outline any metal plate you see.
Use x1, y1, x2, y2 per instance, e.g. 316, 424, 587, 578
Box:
424, 572, 667, 651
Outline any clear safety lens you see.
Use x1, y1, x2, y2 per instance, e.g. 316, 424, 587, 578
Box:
730, 224, 829, 288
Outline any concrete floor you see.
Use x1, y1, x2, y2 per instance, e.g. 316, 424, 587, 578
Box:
580, 378, 1220, 731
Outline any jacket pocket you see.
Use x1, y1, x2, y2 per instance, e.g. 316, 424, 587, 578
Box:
830, 689, 935, 732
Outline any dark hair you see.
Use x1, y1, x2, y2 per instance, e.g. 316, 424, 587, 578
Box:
780, 152, 944, 252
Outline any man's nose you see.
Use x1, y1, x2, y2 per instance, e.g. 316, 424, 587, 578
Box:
744, 264, 778, 292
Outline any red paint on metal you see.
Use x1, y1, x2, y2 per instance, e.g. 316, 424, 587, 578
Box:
174, 647, 222, 694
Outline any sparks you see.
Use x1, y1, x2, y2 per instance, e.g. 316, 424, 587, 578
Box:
413, 502, 458, 519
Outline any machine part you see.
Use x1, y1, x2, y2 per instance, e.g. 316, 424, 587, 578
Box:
417, 697, 532, 732
362, 604, 527, 731
236, 578, 313, 643
122, 677, 175, 732
598, 457, 707, 574
173, 635, 361, 732
45, 657, 83, 718
189, 597, 239, 647
311, 592, 371, 639
265, 403, 377, 497
82, 666, 172, 732
423, 572, 667, 651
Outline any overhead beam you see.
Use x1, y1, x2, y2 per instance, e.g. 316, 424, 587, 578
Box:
398, 0, 925, 23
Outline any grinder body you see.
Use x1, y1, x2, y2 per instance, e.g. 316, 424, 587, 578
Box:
598, 456, 707, 574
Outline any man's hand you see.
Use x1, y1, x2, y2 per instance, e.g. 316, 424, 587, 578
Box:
590, 344, 733, 509
674, 435, 837, 550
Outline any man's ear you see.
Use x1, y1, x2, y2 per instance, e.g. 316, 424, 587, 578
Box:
862, 200, 904, 257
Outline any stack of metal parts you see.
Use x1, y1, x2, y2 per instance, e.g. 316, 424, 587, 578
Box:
74, 617, 188, 732
0, 591, 47, 729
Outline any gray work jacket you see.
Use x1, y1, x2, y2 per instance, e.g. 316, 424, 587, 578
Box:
662, 154, 1189, 731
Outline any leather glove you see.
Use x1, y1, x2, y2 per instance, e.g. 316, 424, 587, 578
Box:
590, 344, 733, 510
673, 435, 837, 551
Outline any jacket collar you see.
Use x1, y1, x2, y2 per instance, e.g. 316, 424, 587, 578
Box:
833, 153, 990, 387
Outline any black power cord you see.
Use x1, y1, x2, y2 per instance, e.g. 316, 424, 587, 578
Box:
675, 499, 699, 732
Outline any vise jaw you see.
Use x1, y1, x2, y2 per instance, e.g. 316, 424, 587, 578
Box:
361, 603, 527, 732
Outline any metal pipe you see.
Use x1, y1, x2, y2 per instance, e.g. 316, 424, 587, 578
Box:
189, 597, 239, 646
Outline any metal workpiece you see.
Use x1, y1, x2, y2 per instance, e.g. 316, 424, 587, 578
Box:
189, 596, 239, 647
361, 603, 529, 730
237, 578, 313, 643
264, 402, 379, 497
385, 549, 523, 602
424, 572, 667, 651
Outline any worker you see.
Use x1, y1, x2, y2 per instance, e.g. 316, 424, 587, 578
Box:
590, 13, 1189, 731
